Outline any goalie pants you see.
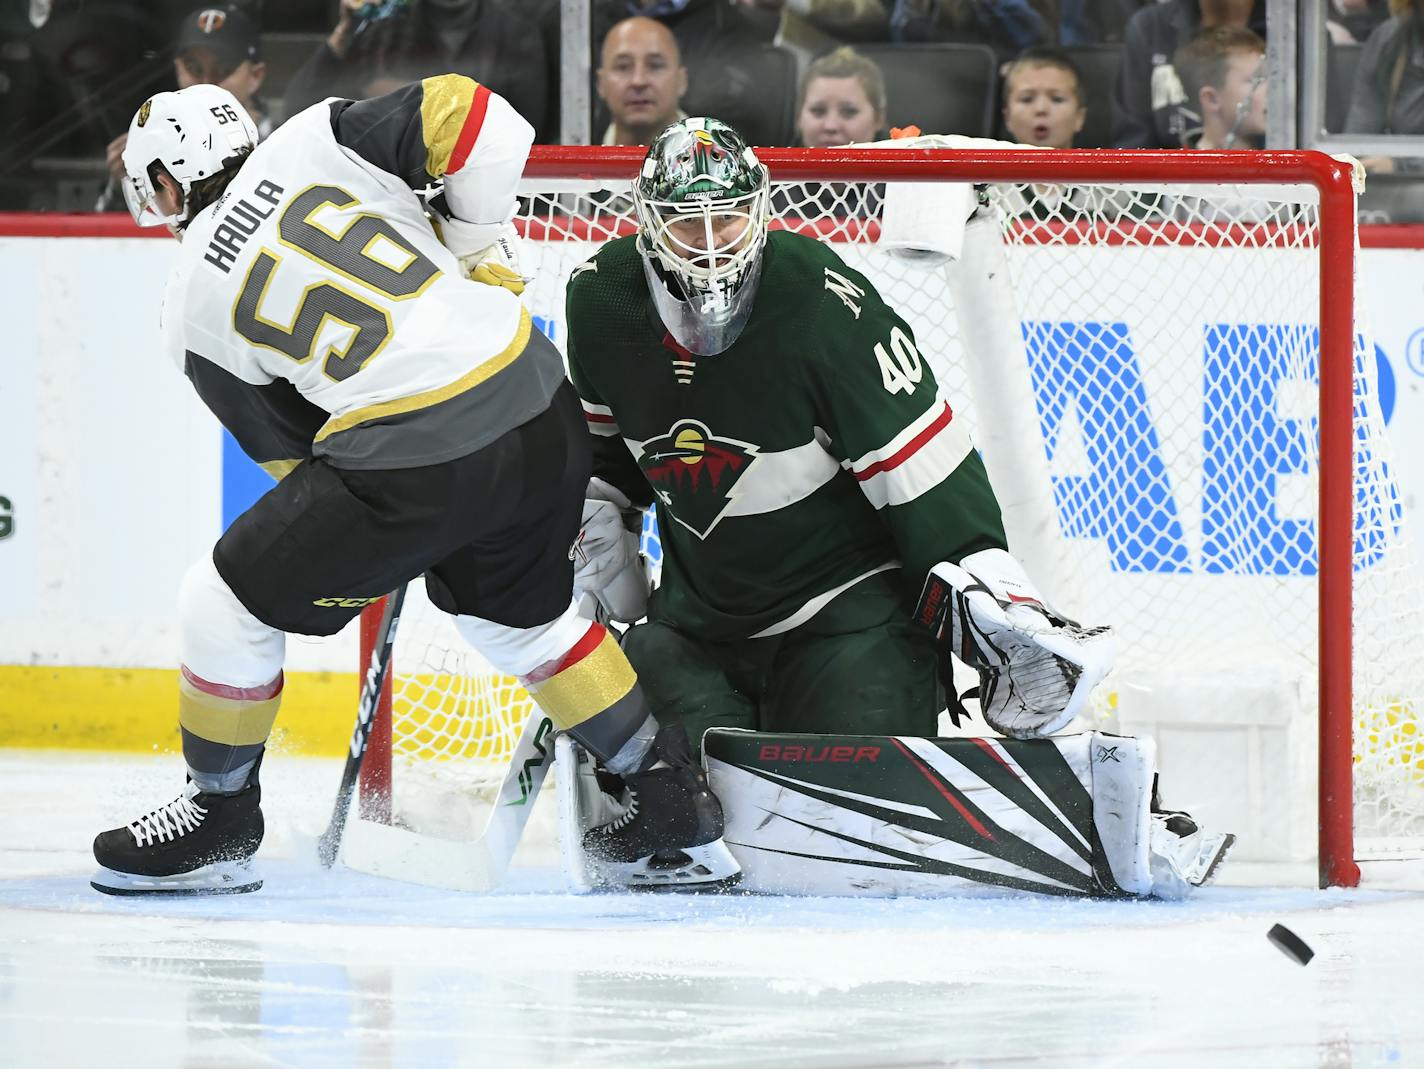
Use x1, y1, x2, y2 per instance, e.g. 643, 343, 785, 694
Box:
621, 571, 938, 753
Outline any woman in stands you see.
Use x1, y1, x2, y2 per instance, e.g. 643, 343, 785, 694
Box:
784, 47, 888, 222
795, 46, 887, 149
1346, 0, 1424, 175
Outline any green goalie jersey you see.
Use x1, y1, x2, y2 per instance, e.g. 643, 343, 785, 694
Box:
565, 229, 1007, 642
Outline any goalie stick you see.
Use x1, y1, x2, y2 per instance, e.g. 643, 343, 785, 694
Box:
317, 585, 407, 868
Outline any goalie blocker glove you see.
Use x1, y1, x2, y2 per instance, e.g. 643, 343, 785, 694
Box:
917, 548, 1115, 739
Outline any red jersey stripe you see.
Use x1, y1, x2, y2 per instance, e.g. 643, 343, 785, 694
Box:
446, 83, 492, 176
854, 402, 955, 482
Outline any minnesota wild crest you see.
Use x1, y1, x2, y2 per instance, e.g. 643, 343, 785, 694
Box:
640, 420, 759, 538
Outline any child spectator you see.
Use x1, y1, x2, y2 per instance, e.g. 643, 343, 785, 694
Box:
1173, 25, 1266, 149
796, 45, 886, 147
1112, 0, 1265, 148
1001, 46, 1087, 147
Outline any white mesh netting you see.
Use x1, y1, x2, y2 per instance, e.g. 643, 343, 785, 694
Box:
376, 161, 1424, 861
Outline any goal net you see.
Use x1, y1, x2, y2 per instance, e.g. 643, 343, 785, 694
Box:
354, 143, 1424, 888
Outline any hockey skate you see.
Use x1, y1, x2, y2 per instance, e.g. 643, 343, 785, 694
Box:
91, 778, 264, 896
580, 723, 741, 890
1148, 780, 1235, 899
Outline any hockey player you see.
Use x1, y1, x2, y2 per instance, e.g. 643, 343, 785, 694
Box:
564, 117, 1233, 895
90, 81, 738, 896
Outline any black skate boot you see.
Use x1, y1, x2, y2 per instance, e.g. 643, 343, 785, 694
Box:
583, 723, 741, 890
91, 778, 264, 896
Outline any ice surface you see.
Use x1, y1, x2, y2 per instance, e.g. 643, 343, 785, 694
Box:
2, 751, 1422, 1068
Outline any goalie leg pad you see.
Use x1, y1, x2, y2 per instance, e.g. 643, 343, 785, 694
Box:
702, 728, 1225, 898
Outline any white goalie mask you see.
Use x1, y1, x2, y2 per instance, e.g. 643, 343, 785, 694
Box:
633, 118, 770, 356
121, 84, 258, 229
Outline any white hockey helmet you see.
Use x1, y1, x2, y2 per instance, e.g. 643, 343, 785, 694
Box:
121, 84, 258, 228
634, 117, 770, 356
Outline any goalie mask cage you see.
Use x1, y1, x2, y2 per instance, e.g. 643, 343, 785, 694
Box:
354, 145, 1424, 890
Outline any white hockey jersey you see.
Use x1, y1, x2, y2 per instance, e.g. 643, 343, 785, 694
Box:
161, 75, 565, 473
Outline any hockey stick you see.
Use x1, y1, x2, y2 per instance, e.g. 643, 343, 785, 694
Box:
317, 586, 407, 868
338, 707, 558, 891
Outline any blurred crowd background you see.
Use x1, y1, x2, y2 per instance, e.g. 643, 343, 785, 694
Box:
0, 0, 1420, 220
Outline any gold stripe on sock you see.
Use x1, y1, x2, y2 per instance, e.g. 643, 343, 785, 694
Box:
526, 631, 636, 730
178, 676, 282, 747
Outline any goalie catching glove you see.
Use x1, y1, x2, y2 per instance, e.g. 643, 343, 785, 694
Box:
917, 548, 1114, 739
571, 478, 648, 623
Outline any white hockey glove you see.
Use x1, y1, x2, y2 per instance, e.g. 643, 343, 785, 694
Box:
571, 479, 648, 623
916, 548, 1115, 739
427, 194, 529, 295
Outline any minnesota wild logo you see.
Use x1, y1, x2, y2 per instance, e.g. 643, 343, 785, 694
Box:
640, 420, 757, 539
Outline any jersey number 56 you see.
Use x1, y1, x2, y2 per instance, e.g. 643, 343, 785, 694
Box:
231, 184, 440, 382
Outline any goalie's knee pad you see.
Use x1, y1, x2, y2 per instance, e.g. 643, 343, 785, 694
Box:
178, 555, 285, 688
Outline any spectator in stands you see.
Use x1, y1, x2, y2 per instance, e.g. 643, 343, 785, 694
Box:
1174, 26, 1266, 150
1112, 0, 1265, 148
1328, 0, 1393, 45
284, 0, 549, 138
98, 6, 271, 212
889, 0, 1057, 61
730, 0, 889, 39
1346, 0, 1424, 173
597, 17, 688, 145
795, 45, 886, 147
1001, 46, 1087, 147
998, 47, 1135, 220
1061, 0, 1152, 46
595, 0, 769, 67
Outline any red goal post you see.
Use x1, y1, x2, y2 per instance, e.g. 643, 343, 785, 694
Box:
356, 146, 1413, 889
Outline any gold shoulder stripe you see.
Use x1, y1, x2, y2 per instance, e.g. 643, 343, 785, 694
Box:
259, 459, 301, 481
314, 305, 533, 443
420, 74, 478, 179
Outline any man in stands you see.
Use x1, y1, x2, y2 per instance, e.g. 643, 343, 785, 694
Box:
597, 16, 688, 145
89, 77, 737, 897
563, 116, 1235, 896
98, 6, 272, 212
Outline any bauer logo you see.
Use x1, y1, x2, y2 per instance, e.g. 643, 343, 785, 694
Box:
758, 744, 880, 764
0, 496, 12, 540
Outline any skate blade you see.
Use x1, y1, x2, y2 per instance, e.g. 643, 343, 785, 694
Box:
90, 860, 261, 897
598, 840, 743, 892
1193, 832, 1237, 888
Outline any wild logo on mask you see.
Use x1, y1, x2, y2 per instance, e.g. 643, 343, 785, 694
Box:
639, 420, 758, 539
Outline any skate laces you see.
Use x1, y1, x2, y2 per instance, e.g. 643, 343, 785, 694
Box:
607, 788, 640, 832
128, 785, 207, 847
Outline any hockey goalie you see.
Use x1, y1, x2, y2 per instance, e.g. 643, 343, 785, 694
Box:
560, 117, 1234, 899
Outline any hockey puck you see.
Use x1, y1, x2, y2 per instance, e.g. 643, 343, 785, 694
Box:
1267, 923, 1314, 966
